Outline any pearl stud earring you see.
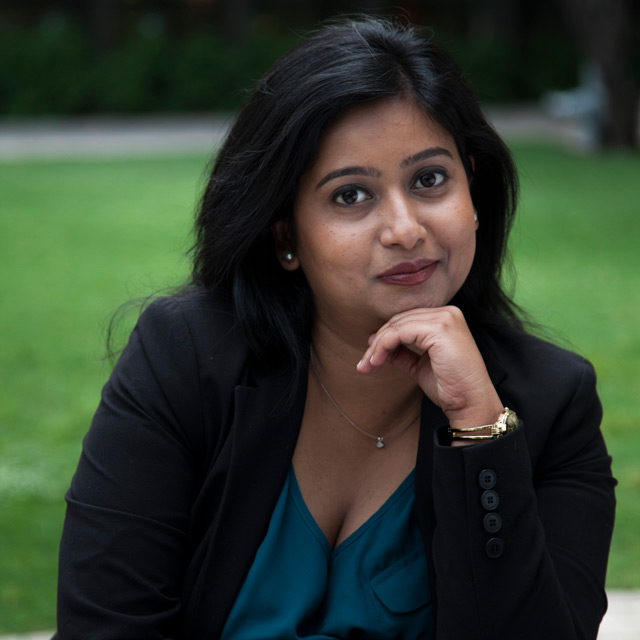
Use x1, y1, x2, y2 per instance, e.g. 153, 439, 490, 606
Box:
284, 252, 294, 262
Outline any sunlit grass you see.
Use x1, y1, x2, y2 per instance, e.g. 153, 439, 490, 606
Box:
0, 144, 638, 631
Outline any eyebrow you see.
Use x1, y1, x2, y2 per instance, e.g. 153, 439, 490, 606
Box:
316, 166, 381, 190
315, 147, 454, 190
400, 147, 453, 168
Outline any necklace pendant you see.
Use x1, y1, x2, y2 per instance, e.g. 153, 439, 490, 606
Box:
310, 349, 419, 450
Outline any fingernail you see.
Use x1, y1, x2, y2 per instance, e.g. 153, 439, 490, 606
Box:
356, 359, 362, 368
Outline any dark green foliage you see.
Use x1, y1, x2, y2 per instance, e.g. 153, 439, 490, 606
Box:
0, 23, 299, 115
450, 34, 580, 102
0, 24, 93, 114
0, 20, 590, 115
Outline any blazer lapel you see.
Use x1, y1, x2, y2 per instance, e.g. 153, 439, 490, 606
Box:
188, 361, 307, 638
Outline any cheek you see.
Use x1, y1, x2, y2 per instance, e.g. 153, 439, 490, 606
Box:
439, 213, 476, 250
439, 217, 477, 277
299, 224, 362, 265
458, 226, 477, 263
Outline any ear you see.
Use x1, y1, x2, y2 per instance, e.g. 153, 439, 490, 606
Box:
271, 220, 300, 271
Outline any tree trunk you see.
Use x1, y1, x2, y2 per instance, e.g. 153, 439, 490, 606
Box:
556, 0, 638, 149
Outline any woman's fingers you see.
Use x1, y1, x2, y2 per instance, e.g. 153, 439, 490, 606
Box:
357, 306, 502, 423
386, 344, 435, 382
359, 306, 462, 370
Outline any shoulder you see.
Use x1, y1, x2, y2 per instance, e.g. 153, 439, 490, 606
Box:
117, 287, 252, 415
108, 287, 251, 457
139, 287, 240, 344
135, 287, 249, 377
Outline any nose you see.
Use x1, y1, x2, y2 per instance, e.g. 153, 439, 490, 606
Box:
379, 193, 427, 249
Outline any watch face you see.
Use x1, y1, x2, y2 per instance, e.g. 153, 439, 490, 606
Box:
505, 410, 520, 431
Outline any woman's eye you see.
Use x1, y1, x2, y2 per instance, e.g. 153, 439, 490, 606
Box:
333, 186, 370, 206
413, 170, 447, 190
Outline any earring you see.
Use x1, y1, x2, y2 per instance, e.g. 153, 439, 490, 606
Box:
473, 211, 478, 222
283, 252, 294, 262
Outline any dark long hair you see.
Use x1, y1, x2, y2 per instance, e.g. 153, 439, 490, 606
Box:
190, 17, 521, 378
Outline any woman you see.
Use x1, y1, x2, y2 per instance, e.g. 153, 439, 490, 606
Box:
56, 17, 616, 640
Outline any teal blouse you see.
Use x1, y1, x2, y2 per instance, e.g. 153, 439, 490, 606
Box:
220, 466, 434, 639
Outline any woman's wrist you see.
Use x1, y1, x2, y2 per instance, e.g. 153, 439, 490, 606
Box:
448, 407, 521, 447
445, 393, 503, 431
446, 395, 504, 447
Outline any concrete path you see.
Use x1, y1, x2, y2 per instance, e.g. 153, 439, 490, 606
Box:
599, 590, 640, 638
0, 113, 233, 160
2, 590, 638, 639
0, 106, 593, 161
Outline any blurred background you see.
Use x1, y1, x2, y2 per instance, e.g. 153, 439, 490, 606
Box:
0, 0, 638, 148
0, 0, 639, 636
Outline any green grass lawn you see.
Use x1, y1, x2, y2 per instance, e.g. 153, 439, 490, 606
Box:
1, 144, 638, 632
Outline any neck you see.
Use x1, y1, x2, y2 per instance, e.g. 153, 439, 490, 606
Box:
309, 320, 423, 438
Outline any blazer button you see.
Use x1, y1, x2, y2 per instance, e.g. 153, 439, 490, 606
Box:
483, 512, 502, 533
478, 469, 497, 489
486, 537, 504, 559
481, 489, 499, 511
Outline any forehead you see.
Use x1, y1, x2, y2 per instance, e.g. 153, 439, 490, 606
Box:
314, 98, 457, 165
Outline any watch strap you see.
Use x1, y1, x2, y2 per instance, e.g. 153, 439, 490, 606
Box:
448, 407, 520, 441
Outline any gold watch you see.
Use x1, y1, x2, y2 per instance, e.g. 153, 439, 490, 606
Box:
448, 407, 521, 441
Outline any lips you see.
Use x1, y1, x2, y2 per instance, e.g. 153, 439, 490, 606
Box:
376, 259, 438, 286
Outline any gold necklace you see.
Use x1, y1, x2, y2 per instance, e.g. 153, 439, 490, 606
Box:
310, 349, 421, 449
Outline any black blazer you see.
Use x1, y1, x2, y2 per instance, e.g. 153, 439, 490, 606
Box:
56, 289, 616, 639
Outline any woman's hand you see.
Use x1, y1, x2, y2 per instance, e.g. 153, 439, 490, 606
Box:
356, 306, 503, 433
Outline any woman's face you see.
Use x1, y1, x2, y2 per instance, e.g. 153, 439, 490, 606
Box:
274, 98, 477, 339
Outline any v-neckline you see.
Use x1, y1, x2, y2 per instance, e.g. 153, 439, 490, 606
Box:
288, 466, 415, 556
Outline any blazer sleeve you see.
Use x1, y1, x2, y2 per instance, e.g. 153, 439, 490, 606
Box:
430, 357, 616, 640
56, 298, 212, 639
